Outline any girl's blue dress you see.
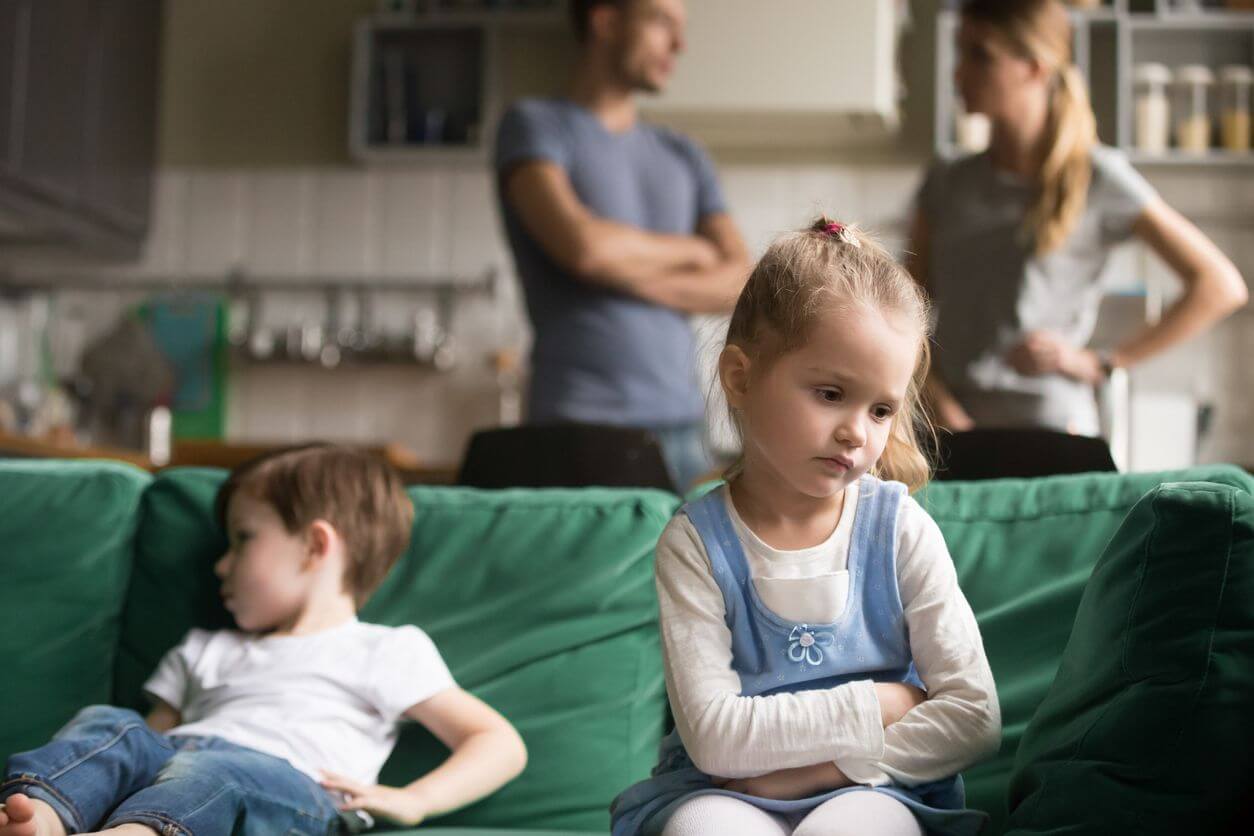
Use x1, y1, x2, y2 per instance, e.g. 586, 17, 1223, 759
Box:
610, 475, 987, 836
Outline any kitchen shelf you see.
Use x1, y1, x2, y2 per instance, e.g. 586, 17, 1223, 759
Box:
934, 3, 1254, 167
1126, 148, 1254, 163
349, 3, 568, 163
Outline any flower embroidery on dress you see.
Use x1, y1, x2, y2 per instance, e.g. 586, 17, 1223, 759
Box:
787, 625, 835, 666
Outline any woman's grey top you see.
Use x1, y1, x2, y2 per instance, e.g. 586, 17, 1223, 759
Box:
916, 145, 1158, 436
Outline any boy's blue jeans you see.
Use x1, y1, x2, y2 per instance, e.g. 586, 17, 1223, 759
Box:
1, 705, 346, 835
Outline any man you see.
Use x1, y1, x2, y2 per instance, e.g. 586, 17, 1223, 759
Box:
495, 0, 750, 490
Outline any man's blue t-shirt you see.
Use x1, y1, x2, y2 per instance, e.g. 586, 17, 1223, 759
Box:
494, 98, 727, 427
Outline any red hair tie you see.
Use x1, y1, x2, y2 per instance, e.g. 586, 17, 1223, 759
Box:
821, 221, 861, 248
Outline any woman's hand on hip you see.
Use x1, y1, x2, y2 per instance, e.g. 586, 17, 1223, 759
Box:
1007, 331, 1103, 385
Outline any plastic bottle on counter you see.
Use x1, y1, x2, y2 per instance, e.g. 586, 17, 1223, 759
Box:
1173, 65, 1214, 155
1219, 65, 1252, 153
1134, 63, 1171, 154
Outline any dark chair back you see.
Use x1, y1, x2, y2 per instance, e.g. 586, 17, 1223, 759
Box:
457, 423, 677, 493
932, 428, 1117, 481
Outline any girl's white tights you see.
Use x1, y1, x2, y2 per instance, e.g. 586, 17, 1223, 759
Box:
660, 791, 925, 836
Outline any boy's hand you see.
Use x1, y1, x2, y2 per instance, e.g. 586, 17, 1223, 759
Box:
714, 763, 852, 800
874, 682, 928, 728
320, 772, 429, 826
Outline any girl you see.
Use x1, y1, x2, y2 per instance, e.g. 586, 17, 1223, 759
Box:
611, 220, 1000, 836
914, 0, 1246, 435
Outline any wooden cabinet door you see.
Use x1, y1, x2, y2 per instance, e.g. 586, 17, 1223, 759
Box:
16, 0, 93, 206
0, 0, 29, 175
83, 0, 162, 234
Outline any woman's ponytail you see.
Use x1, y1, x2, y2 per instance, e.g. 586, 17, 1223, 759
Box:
964, 0, 1098, 256
1029, 63, 1097, 255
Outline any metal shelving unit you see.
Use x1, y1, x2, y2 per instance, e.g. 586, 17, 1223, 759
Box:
934, 1, 1254, 167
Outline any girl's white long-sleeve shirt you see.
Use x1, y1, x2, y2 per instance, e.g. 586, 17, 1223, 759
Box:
656, 482, 1001, 784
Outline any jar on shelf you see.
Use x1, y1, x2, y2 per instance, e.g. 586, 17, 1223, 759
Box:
1173, 65, 1214, 155
1218, 65, 1252, 153
1134, 63, 1172, 154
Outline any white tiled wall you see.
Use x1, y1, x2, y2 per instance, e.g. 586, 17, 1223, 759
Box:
5, 160, 1253, 469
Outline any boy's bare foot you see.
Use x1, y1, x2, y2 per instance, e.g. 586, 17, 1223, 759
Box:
0, 794, 67, 836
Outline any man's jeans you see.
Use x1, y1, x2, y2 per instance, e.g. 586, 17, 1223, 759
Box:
2, 705, 346, 835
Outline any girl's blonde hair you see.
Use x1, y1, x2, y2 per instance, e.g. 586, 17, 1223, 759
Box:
964, 0, 1097, 255
723, 218, 935, 492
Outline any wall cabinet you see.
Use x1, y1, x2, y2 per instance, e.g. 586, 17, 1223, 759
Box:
0, 0, 163, 258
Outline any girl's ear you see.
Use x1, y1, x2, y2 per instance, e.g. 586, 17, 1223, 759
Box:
719, 344, 752, 410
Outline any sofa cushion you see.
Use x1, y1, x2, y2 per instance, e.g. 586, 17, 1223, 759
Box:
0, 460, 150, 760
917, 464, 1254, 834
1005, 480, 1254, 834
114, 469, 679, 832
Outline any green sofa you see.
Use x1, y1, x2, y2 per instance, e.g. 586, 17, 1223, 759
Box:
2, 460, 1251, 835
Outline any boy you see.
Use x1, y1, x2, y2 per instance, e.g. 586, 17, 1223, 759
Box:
1, 445, 526, 836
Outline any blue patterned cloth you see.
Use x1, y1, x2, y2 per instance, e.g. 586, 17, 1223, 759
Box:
610, 476, 988, 836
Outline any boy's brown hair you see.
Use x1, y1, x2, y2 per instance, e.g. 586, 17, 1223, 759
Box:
214, 444, 415, 607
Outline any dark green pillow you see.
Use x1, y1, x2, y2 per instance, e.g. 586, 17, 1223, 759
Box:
1006, 481, 1254, 834
113, 468, 231, 711
917, 464, 1254, 833
0, 460, 149, 759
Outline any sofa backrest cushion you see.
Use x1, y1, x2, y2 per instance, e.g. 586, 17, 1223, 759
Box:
0, 460, 150, 760
114, 469, 680, 832
1005, 480, 1254, 834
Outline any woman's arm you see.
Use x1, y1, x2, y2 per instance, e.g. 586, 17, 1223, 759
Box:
320, 687, 527, 826
1112, 198, 1247, 368
837, 500, 1001, 787
1009, 199, 1247, 383
906, 209, 974, 431
658, 517, 912, 779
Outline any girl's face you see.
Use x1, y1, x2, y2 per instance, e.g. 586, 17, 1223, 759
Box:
724, 305, 920, 501
215, 493, 316, 633
955, 18, 1043, 120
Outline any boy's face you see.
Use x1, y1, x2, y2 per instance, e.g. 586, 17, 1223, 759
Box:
216, 493, 318, 633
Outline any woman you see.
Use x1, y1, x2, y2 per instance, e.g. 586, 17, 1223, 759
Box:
910, 0, 1247, 436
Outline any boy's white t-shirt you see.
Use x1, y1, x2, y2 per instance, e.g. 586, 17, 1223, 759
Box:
144, 618, 454, 785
